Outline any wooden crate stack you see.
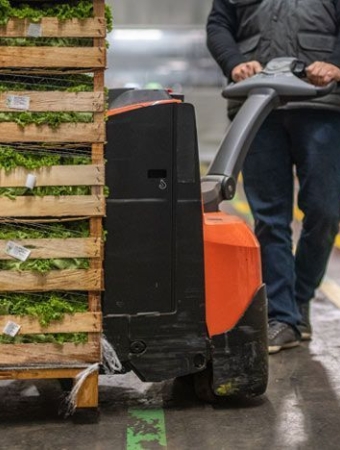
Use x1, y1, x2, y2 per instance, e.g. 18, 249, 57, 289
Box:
0, 0, 107, 415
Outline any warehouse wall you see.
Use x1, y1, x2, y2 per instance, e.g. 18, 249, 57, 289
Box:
106, 0, 212, 26
104, 0, 226, 163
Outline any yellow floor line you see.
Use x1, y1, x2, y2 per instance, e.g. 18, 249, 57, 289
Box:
233, 200, 251, 215
320, 278, 340, 309
335, 234, 340, 248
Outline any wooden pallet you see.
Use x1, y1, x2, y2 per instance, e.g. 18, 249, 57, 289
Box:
0, 0, 107, 417
0, 366, 99, 415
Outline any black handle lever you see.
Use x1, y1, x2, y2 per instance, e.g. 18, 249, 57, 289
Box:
290, 59, 307, 78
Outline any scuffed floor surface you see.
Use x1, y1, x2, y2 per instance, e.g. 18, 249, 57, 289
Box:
0, 293, 340, 450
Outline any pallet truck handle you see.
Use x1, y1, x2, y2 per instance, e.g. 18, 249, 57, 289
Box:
201, 57, 336, 212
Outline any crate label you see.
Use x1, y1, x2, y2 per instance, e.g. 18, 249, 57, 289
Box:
3, 321, 21, 337
25, 174, 37, 189
27, 23, 42, 38
6, 95, 30, 111
5, 241, 31, 262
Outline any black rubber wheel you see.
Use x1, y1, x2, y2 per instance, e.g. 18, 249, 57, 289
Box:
194, 364, 267, 406
171, 373, 196, 402
174, 373, 195, 387
193, 365, 221, 404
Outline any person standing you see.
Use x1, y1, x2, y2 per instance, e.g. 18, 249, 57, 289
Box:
206, 0, 340, 353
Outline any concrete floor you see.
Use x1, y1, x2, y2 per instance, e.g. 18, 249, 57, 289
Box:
0, 287, 340, 450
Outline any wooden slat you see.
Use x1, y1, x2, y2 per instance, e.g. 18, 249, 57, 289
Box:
76, 371, 99, 408
0, 91, 104, 112
0, 165, 105, 187
0, 367, 89, 380
0, 312, 102, 335
0, 18, 106, 38
0, 122, 105, 142
0, 268, 102, 291
0, 238, 101, 259
0, 195, 105, 217
0, 47, 106, 68
0, 341, 100, 365
89, 0, 106, 322
0, 365, 99, 408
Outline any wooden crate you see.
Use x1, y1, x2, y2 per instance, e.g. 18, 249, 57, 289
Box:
0, 0, 107, 416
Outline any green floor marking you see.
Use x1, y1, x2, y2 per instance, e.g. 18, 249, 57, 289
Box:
127, 408, 167, 450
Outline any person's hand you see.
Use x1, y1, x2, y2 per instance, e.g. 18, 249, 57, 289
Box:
231, 61, 263, 82
306, 62, 340, 86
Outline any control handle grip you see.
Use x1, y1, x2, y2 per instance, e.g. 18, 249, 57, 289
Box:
291, 60, 337, 96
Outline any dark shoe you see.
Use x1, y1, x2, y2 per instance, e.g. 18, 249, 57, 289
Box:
297, 303, 312, 341
268, 320, 301, 354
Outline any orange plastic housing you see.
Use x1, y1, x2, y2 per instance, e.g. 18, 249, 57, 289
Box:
106, 99, 182, 117
203, 212, 262, 337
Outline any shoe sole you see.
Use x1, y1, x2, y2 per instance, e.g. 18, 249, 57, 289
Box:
268, 340, 300, 354
297, 325, 312, 341
300, 332, 312, 341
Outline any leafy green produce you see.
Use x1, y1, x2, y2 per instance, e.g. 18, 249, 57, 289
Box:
0, 146, 91, 172
0, 0, 11, 25
0, 146, 58, 170
0, 73, 94, 92
0, 291, 87, 324
0, 37, 92, 47
0, 332, 87, 344
0, 112, 93, 128
0, 257, 89, 273
0, 145, 92, 198
0, 221, 90, 240
0, 0, 113, 32
0, 291, 88, 344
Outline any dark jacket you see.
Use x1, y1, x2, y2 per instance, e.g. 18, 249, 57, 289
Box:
206, 0, 340, 115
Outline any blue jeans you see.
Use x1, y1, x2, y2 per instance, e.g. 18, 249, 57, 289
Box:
242, 109, 340, 327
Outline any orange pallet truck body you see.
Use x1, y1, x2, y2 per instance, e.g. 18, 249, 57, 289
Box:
103, 58, 333, 399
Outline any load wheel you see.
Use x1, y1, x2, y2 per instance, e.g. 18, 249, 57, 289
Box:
193, 364, 222, 404
193, 363, 266, 404
173, 365, 222, 404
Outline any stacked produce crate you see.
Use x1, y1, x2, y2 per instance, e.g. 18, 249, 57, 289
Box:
0, 0, 109, 417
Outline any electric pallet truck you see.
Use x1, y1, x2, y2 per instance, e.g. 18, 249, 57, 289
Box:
103, 58, 335, 401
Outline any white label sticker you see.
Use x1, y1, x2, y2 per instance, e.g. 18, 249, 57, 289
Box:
3, 321, 21, 337
25, 174, 37, 189
27, 23, 42, 38
6, 95, 30, 111
5, 241, 31, 262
